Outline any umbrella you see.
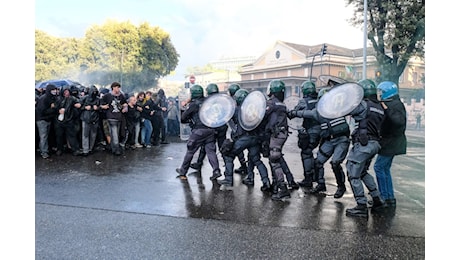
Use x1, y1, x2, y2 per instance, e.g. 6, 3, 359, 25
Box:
35, 79, 83, 89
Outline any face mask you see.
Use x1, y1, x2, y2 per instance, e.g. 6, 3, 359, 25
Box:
51, 89, 58, 95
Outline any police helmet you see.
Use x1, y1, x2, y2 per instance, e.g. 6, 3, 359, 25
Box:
301, 80, 316, 96
358, 79, 377, 98
267, 80, 285, 95
228, 83, 241, 96
206, 83, 219, 96
233, 89, 249, 106
377, 81, 398, 100
190, 84, 204, 99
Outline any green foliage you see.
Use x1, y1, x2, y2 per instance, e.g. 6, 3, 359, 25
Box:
35, 20, 179, 92
346, 0, 425, 84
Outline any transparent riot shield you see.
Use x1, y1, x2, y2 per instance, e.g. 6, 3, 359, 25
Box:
178, 87, 191, 141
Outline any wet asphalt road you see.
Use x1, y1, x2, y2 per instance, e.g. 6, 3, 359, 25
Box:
35, 130, 425, 259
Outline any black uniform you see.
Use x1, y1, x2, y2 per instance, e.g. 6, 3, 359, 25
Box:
345, 97, 386, 217
263, 95, 290, 199
176, 97, 221, 180
290, 93, 321, 188
218, 102, 270, 190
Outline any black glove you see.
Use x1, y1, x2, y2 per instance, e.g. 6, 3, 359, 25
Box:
358, 131, 368, 146
288, 110, 299, 119
220, 138, 234, 155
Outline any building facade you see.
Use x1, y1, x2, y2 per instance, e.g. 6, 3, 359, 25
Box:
234, 40, 425, 101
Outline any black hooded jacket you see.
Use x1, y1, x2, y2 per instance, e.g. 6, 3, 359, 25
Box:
80, 86, 100, 124
35, 84, 58, 122
55, 86, 81, 123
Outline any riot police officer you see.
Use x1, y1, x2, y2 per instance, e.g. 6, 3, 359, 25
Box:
289, 87, 350, 199
190, 83, 228, 172
288, 80, 321, 189
176, 84, 222, 181
227, 83, 249, 175
345, 79, 387, 218
263, 80, 291, 201
218, 89, 271, 191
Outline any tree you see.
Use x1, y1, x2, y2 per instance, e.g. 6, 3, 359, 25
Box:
35, 30, 82, 82
36, 20, 179, 93
347, 0, 425, 84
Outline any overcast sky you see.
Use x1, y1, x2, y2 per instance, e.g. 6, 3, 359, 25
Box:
35, 0, 367, 81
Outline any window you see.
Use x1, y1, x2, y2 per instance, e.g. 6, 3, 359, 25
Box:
413, 72, 418, 84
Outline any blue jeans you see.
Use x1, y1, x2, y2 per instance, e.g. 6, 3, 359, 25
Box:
134, 121, 141, 145
82, 121, 98, 154
36, 120, 51, 155
373, 154, 395, 200
107, 119, 122, 154
141, 119, 153, 145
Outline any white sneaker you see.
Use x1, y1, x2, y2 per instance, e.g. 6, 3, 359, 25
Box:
135, 143, 143, 148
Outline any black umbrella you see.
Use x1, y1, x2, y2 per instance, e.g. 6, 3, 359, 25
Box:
35, 79, 83, 89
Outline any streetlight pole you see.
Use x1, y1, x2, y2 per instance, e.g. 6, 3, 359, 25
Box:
363, 0, 368, 80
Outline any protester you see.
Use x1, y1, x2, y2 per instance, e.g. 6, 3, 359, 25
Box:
140, 91, 155, 148
374, 81, 407, 207
36, 84, 59, 159
125, 96, 142, 150
79, 85, 100, 156
154, 88, 169, 144
54, 85, 82, 156
100, 82, 128, 156
167, 98, 180, 137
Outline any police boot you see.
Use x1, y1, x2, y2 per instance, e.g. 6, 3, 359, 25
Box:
210, 169, 222, 181
271, 183, 291, 201
298, 174, 313, 188
260, 178, 271, 192
334, 184, 346, 199
234, 165, 248, 175
288, 180, 300, 190
175, 168, 187, 180
309, 183, 326, 194
346, 204, 368, 218
242, 171, 254, 186
371, 196, 387, 213
190, 162, 202, 170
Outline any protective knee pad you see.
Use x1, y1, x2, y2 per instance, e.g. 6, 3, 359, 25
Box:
186, 140, 196, 150
269, 147, 282, 162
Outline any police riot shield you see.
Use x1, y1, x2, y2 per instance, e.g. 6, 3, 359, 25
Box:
318, 75, 347, 86
316, 82, 364, 119
239, 90, 266, 131
199, 93, 236, 128
178, 87, 191, 141
284, 95, 302, 130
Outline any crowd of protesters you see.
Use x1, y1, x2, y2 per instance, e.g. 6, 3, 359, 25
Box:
35, 82, 181, 159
